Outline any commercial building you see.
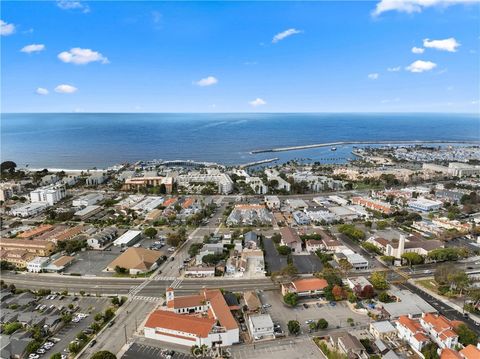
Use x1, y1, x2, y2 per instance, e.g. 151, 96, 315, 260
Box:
131, 196, 164, 213
30, 184, 66, 205
351, 197, 392, 215
87, 227, 117, 250
44, 256, 75, 272
124, 176, 173, 193
74, 205, 102, 220
408, 197, 442, 212
369, 321, 396, 340
381, 290, 437, 318
184, 266, 215, 277
106, 247, 162, 274
0, 250, 36, 268
26, 257, 51, 273
10, 202, 49, 217
72, 193, 104, 207
281, 277, 328, 297
337, 249, 369, 270
248, 314, 274, 339
0, 238, 55, 257
144, 288, 239, 347
112, 230, 142, 247
18, 225, 54, 239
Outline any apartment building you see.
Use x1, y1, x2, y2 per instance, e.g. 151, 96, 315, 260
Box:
0, 238, 55, 256
30, 184, 66, 205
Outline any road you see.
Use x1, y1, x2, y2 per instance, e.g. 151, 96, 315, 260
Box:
400, 282, 480, 335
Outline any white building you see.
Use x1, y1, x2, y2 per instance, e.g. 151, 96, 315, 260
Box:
408, 198, 442, 212
30, 184, 66, 205
113, 230, 142, 247
177, 172, 233, 194
72, 193, 104, 207
264, 169, 290, 192
131, 196, 164, 213
340, 249, 369, 270
87, 227, 117, 250
144, 288, 239, 348
86, 173, 107, 186
246, 176, 268, 195
248, 314, 274, 339
10, 202, 49, 217
26, 257, 51, 273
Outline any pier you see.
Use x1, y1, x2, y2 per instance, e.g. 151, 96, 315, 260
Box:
250, 140, 480, 154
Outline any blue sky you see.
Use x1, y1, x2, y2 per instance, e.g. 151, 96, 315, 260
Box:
1, 0, 479, 113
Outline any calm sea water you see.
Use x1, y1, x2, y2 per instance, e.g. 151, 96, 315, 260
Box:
1, 113, 479, 169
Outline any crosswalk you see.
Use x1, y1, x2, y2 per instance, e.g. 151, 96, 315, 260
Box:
132, 295, 163, 302
153, 275, 176, 281
170, 278, 183, 289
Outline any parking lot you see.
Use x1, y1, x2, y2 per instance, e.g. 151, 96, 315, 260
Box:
122, 343, 192, 359
42, 295, 112, 356
292, 254, 323, 274
257, 291, 370, 334
63, 249, 121, 277
263, 238, 287, 273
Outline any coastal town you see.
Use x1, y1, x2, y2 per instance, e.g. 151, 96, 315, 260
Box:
1, 144, 480, 359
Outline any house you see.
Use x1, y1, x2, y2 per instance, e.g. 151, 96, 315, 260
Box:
248, 314, 274, 339
420, 313, 459, 349
321, 238, 345, 253
281, 277, 328, 297
338, 249, 369, 270
244, 231, 259, 249
395, 315, 429, 352
144, 288, 239, 347
460, 344, 480, 359
293, 211, 310, 225
106, 247, 162, 274
280, 227, 302, 253
347, 276, 372, 290
369, 321, 396, 340
305, 239, 322, 253
86, 173, 107, 186
286, 199, 308, 210
264, 195, 280, 210
243, 291, 261, 313
329, 331, 366, 358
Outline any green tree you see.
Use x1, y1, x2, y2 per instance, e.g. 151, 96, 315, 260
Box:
68, 342, 81, 355
378, 291, 392, 303
90, 350, 117, 359
287, 320, 300, 335
50, 353, 62, 359
370, 271, 389, 290
1, 161, 16, 174
277, 246, 292, 255
26, 341, 41, 354
401, 252, 424, 267
283, 293, 298, 307
456, 324, 478, 346
103, 308, 115, 322
114, 266, 128, 275
144, 227, 158, 239
317, 318, 328, 329
421, 342, 439, 359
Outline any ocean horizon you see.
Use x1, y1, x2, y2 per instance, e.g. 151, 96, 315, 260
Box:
2, 112, 479, 169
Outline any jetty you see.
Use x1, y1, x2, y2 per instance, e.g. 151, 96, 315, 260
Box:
239, 158, 279, 168
250, 140, 480, 154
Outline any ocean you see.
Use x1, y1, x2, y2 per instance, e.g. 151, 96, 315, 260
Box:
1, 113, 479, 169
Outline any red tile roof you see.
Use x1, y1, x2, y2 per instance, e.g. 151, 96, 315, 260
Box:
292, 278, 328, 292
440, 348, 462, 359
145, 310, 215, 338
460, 345, 480, 359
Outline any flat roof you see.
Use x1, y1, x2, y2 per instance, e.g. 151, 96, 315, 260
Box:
113, 230, 142, 245
249, 314, 273, 328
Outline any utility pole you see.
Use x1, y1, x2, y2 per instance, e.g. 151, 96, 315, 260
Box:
124, 324, 128, 344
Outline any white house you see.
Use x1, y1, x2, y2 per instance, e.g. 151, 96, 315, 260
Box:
248, 314, 274, 339
264, 195, 280, 210
395, 315, 429, 352
26, 257, 51, 273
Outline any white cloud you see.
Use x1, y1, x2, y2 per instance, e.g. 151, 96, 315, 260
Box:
57, 0, 90, 13
405, 60, 437, 73
249, 98, 267, 107
387, 66, 401, 72
411, 46, 424, 54
58, 48, 109, 65
372, 0, 476, 16
35, 88, 49, 95
194, 76, 218, 87
21, 44, 45, 54
423, 37, 460, 52
368, 73, 379, 80
272, 28, 302, 43
0, 20, 15, 36
55, 84, 78, 93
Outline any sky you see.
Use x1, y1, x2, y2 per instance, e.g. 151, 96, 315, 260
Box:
1, 0, 479, 113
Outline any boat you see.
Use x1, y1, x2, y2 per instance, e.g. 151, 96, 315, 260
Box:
330, 147, 337, 151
